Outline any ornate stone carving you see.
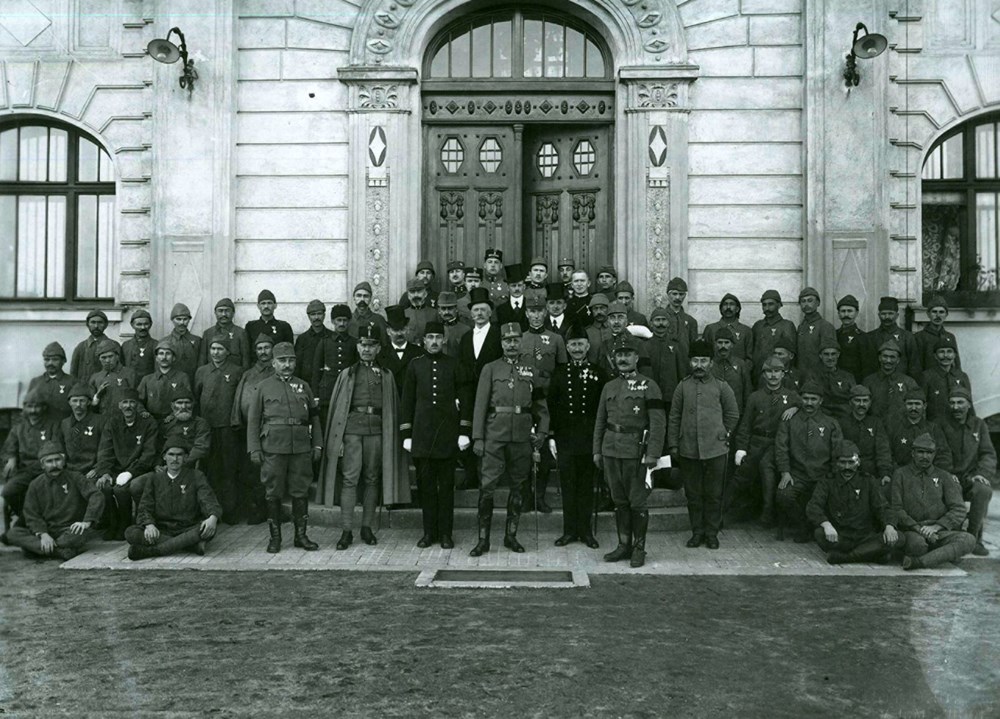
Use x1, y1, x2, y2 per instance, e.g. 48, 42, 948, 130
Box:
423, 93, 612, 123
366, 185, 390, 311
636, 83, 679, 108
572, 192, 598, 271
358, 85, 399, 110
646, 175, 671, 308
478, 192, 504, 247
439, 191, 465, 261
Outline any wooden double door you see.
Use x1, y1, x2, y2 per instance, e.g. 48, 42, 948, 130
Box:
422, 123, 612, 278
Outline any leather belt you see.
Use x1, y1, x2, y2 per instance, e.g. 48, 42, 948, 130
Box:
266, 418, 306, 426
492, 405, 531, 414
752, 432, 774, 439
608, 423, 640, 434
351, 406, 382, 416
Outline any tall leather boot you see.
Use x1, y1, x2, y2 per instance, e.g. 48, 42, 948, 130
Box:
292, 497, 319, 551
629, 510, 649, 568
469, 495, 493, 557
603, 508, 632, 562
266, 497, 282, 554
503, 483, 526, 553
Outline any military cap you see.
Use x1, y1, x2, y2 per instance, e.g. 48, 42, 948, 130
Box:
505, 264, 525, 283
948, 386, 973, 401
526, 295, 547, 310
596, 265, 617, 278
666, 277, 688, 292
407, 277, 426, 292
799, 379, 824, 397
926, 295, 948, 311
903, 389, 926, 403
612, 334, 640, 353
385, 305, 409, 330
330, 304, 352, 320
258, 289, 277, 303
849, 384, 872, 397
607, 301, 628, 316
557, 257, 575, 268
589, 293, 610, 308
615, 281, 636, 296
170, 385, 194, 403
155, 338, 176, 355
38, 440, 65, 460
837, 294, 859, 309
86, 309, 108, 323
500, 322, 522, 339
484, 248, 503, 261
130, 309, 152, 325
912, 432, 937, 450
119, 387, 140, 402
437, 291, 458, 307
878, 339, 901, 355
528, 256, 548, 270
689, 339, 713, 359
719, 293, 742, 310
68, 382, 92, 399
447, 259, 466, 272
467, 287, 492, 309
565, 323, 589, 342
95, 338, 119, 357
838, 440, 861, 461
877, 296, 899, 312
170, 303, 192, 319
209, 336, 232, 353
161, 437, 191, 454
714, 327, 735, 343
22, 388, 46, 406
253, 334, 274, 348
760, 289, 782, 304
933, 335, 957, 352
42, 341, 66, 359
798, 287, 820, 301
761, 355, 786, 371
772, 339, 795, 354
353, 281, 373, 295
819, 339, 841, 352
464, 267, 483, 281
272, 341, 295, 359
649, 306, 669, 320
306, 299, 326, 315
415, 260, 436, 275
215, 297, 235, 311
424, 321, 445, 335
545, 283, 566, 301
357, 325, 382, 343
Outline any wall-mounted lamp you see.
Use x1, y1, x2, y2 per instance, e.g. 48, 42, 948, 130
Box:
147, 27, 197, 93
843, 23, 887, 88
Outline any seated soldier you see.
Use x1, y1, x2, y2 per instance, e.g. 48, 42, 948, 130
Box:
806, 440, 903, 564
94, 388, 159, 539
4, 441, 104, 559
125, 440, 222, 560
1, 389, 60, 534
838, 385, 893, 498
891, 432, 976, 570
60, 382, 105, 478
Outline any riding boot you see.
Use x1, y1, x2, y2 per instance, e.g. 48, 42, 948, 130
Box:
469, 495, 493, 557
291, 497, 319, 551
266, 497, 282, 554
629, 510, 649, 568
603, 508, 632, 562
503, 484, 525, 553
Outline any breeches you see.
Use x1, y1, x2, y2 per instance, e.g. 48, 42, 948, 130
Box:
261, 452, 313, 500
604, 457, 650, 511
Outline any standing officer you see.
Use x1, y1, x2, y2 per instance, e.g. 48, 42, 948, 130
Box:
28, 342, 76, 421
915, 296, 962, 376
348, 281, 388, 339
470, 322, 549, 556
456, 267, 483, 323
886, 390, 952, 473
60, 382, 105, 478
812, 341, 855, 423
703, 294, 753, 362
863, 296, 920, 381
557, 257, 576, 287
230, 334, 275, 524
295, 299, 333, 384
709, 327, 752, 413
246, 289, 294, 346
595, 266, 618, 295
437, 291, 470, 356
202, 297, 251, 369
835, 295, 866, 383
547, 324, 607, 547
594, 335, 666, 568
446, 259, 467, 299
312, 304, 358, 430
158, 387, 212, 470
796, 287, 837, 379
166, 303, 202, 382
614, 281, 648, 328
89, 338, 139, 415
922, 336, 972, 423
137, 338, 194, 421
400, 321, 473, 549
750, 290, 797, 384
668, 339, 740, 550
663, 277, 699, 357
524, 257, 549, 304
398, 260, 440, 309
482, 248, 509, 303
71, 310, 120, 383
247, 341, 322, 553
403, 282, 439, 344
121, 309, 158, 379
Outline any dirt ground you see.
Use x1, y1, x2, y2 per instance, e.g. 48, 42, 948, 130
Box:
0, 554, 998, 718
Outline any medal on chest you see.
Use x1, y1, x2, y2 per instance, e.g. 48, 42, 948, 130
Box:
39, 430, 47, 441
224, 374, 231, 383
182, 426, 190, 436
136, 434, 143, 445
180, 484, 187, 495
932, 476, 939, 488
854, 488, 860, 499
116, 378, 123, 386
59, 385, 66, 394
867, 427, 874, 436
817, 426, 825, 437
84, 426, 94, 436
61, 483, 69, 495
139, 348, 145, 357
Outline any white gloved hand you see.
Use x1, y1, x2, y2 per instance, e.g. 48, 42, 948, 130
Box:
458, 435, 471, 451
548, 438, 558, 459
115, 471, 133, 487
626, 324, 653, 339
734, 450, 747, 467
402, 438, 412, 453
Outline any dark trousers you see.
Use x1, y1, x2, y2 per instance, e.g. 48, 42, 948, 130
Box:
100, 475, 149, 534
2, 468, 37, 526
736, 438, 777, 514
124, 523, 207, 555
534, 443, 554, 499
206, 426, 241, 521
679, 455, 727, 538
236, 430, 267, 519
814, 528, 902, 560
557, 452, 595, 538
604, 457, 649, 510
6, 526, 98, 557
776, 478, 817, 531
415, 457, 455, 538
902, 530, 976, 567
961, 481, 992, 540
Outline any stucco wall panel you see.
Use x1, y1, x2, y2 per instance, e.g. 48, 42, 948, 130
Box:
235, 208, 348, 240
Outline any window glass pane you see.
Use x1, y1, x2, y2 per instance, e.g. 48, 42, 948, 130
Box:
921, 199, 964, 293
921, 146, 940, 180
472, 22, 491, 78
976, 192, 998, 290
544, 20, 564, 78
48, 128, 67, 182
77, 194, 98, 298
17, 196, 47, 297
941, 133, 963, 179
523, 19, 543, 78
19, 126, 48, 181
98, 148, 114, 182
79, 137, 99, 182
565, 27, 585, 77
585, 38, 604, 77
0, 196, 15, 296
493, 20, 512, 78
450, 29, 470, 78
975, 123, 997, 179
430, 44, 449, 77
1, 129, 18, 181
97, 195, 114, 297
47, 197, 66, 297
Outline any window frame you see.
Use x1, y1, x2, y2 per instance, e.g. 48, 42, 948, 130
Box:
0, 116, 116, 304
921, 111, 1000, 307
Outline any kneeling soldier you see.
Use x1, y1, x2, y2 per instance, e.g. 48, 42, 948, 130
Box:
470, 322, 549, 556
806, 440, 903, 564
125, 440, 222, 560
891, 432, 976, 570
5, 441, 104, 559
247, 342, 323, 553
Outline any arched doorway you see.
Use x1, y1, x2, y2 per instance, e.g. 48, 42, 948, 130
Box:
420, 9, 615, 276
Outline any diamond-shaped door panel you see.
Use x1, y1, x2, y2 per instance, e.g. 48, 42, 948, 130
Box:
441, 137, 464, 173
479, 137, 502, 173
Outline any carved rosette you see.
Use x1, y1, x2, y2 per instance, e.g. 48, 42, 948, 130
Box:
366, 185, 390, 311
646, 176, 671, 309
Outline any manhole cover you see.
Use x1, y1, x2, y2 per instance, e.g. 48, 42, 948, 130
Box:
415, 569, 589, 589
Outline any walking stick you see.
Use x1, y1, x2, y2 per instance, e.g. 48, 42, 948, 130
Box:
532, 445, 541, 552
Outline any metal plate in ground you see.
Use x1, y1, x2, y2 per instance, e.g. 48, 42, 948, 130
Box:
415, 568, 590, 589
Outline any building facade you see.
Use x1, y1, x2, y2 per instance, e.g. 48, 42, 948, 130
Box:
1, 0, 999, 418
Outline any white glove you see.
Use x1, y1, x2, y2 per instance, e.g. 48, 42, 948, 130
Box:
115, 471, 133, 487
458, 435, 471, 451
734, 450, 747, 467
627, 324, 653, 339
548, 438, 558, 459
402, 438, 412, 453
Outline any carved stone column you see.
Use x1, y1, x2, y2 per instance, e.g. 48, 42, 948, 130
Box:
338, 66, 419, 312
619, 66, 698, 309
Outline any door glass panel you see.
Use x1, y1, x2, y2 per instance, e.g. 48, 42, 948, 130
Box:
77, 194, 98, 298
565, 27, 585, 77
19, 126, 48, 181
450, 30, 470, 77
976, 123, 997, 179
479, 138, 502, 173
441, 137, 464, 173
47, 197, 66, 297
79, 137, 100, 182
977, 192, 998, 288
573, 140, 596, 176
48, 128, 67, 182
97, 195, 114, 297
493, 20, 512, 77
472, 22, 491, 78
942, 133, 963, 179
922, 146, 940, 180
585, 39, 604, 77
99, 148, 114, 182
523, 19, 543, 78
544, 20, 564, 78
430, 43, 448, 77
537, 143, 558, 178
0, 129, 16, 180
0, 196, 14, 296
16, 196, 47, 296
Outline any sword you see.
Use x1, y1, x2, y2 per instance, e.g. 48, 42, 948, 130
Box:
531, 441, 541, 552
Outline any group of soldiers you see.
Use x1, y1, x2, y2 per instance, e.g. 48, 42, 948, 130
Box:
1, 250, 995, 570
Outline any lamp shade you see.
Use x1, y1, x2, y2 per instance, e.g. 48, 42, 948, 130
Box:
147, 38, 181, 64
852, 31, 887, 58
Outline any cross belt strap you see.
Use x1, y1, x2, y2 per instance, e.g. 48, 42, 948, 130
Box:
351, 406, 382, 415
265, 418, 306, 425
491, 405, 532, 414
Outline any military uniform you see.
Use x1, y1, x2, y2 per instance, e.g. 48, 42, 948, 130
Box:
311, 331, 358, 428
812, 366, 855, 423
940, 411, 996, 547
862, 369, 920, 426
836, 323, 866, 383
94, 408, 159, 538
796, 312, 837, 379
922, 365, 972, 423
125, 465, 223, 557
1, 414, 61, 530
88, 365, 139, 415
60, 407, 105, 475
230, 354, 275, 523
71, 332, 121, 385
194, 355, 244, 522
294, 325, 333, 385
137, 366, 193, 421
887, 417, 952, 472
915, 323, 961, 376
245, 316, 294, 348
864, 323, 920, 382
839, 412, 894, 487
121, 333, 158, 379
202, 323, 252, 369
710, 357, 753, 413
167, 327, 202, 383
403, 305, 438, 345
159, 414, 211, 467
750, 314, 797, 383
519, 320, 567, 509
27, 370, 76, 421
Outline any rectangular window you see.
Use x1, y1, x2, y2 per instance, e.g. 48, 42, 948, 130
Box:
976, 192, 998, 290
976, 123, 997, 179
